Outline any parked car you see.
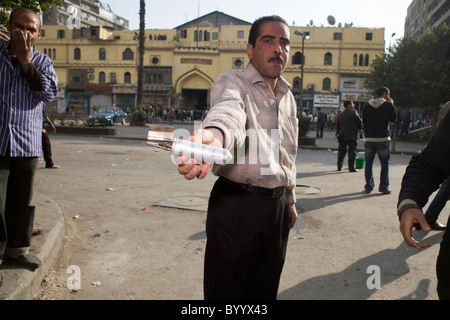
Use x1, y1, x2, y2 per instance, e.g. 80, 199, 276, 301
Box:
87, 107, 127, 126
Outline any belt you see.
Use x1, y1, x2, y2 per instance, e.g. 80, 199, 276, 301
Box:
219, 177, 291, 198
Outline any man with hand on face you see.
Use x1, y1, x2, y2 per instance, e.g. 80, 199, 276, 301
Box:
0, 8, 58, 285
177, 15, 299, 300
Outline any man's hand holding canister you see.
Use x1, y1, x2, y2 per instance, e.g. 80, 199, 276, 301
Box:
177, 128, 223, 180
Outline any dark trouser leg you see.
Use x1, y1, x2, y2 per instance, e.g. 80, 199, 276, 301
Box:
424, 178, 450, 224
204, 178, 290, 300
337, 141, 347, 170
0, 158, 9, 263
42, 131, 53, 167
437, 214, 450, 300
0, 157, 38, 260
347, 140, 357, 170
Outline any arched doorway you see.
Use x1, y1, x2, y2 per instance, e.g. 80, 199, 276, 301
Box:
175, 69, 214, 110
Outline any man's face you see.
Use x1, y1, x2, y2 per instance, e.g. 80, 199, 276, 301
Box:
6, 10, 41, 46
247, 21, 290, 82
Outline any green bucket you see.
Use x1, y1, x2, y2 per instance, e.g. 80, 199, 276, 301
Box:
355, 157, 365, 169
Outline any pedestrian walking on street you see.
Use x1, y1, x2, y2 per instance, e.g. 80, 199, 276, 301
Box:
316, 107, 327, 138
177, 15, 298, 300
336, 101, 362, 172
362, 86, 397, 194
0, 8, 58, 286
42, 111, 59, 169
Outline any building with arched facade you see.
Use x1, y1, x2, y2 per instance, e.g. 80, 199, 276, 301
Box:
36, 10, 385, 116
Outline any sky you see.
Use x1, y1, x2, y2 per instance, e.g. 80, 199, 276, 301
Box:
104, 0, 413, 45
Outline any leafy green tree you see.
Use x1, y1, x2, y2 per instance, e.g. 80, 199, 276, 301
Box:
0, 0, 63, 30
367, 24, 450, 121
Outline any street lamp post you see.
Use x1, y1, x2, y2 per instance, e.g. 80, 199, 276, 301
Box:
294, 30, 306, 114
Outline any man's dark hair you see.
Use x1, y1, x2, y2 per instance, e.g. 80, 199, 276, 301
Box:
248, 15, 288, 47
376, 86, 390, 97
344, 100, 353, 108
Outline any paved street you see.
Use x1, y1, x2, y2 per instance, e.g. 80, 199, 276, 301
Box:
3, 123, 446, 300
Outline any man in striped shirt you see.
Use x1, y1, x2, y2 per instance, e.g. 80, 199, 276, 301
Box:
178, 16, 298, 299
0, 8, 58, 283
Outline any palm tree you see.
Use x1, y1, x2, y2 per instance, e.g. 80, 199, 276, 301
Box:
136, 0, 145, 107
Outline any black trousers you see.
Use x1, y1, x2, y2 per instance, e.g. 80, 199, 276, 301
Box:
42, 130, 54, 167
204, 177, 291, 300
437, 213, 450, 299
0, 157, 38, 261
337, 140, 357, 170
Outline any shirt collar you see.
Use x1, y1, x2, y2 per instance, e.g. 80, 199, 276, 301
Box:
243, 62, 291, 94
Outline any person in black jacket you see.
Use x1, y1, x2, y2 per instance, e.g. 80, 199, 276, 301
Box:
362, 86, 397, 194
398, 112, 450, 299
336, 101, 362, 172
316, 107, 327, 138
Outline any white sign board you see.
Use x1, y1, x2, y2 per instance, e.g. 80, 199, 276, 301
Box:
314, 94, 340, 108
340, 77, 371, 93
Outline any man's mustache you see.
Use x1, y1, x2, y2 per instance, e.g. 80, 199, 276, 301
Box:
268, 56, 285, 63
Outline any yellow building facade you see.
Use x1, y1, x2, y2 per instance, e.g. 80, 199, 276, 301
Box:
36, 11, 385, 116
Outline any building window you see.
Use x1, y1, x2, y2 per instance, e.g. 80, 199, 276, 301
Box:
193, 30, 207, 41
99, 72, 105, 84
333, 32, 342, 40
40, 30, 45, 37
322, 78, 331, 91
53, 49, 56, 60
353, 54, 358, 67
212, 32, 218, 40
324, 52, 332, 65
237, 30, 244, 39
57, 30, 65, 38
147, 74, 163, 84
122, 48, 134, 60
365, 54, 370, 66
124, 72, 131, 84
74, 48, 81, 60
180, 29, 187, 38
359, 54, 364, 66
99, 48, 106, 60
366, 33, 373, 41
151, 56, 159, 65
293, 51, 304, 65
233, 58, 244, 69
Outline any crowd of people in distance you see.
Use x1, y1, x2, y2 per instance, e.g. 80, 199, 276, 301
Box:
136, 105, 208, 124
301, 107, 434, 137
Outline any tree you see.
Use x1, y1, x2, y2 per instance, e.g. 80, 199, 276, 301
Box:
367, 24, 450, 122
136, 0, 145, 108
0, 0, 63, 29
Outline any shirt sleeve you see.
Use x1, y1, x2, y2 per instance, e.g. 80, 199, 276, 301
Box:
398, 112, 450, 214
30, 53, 58, 103
202, 72, 247, 150
21, 63, 43, 91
